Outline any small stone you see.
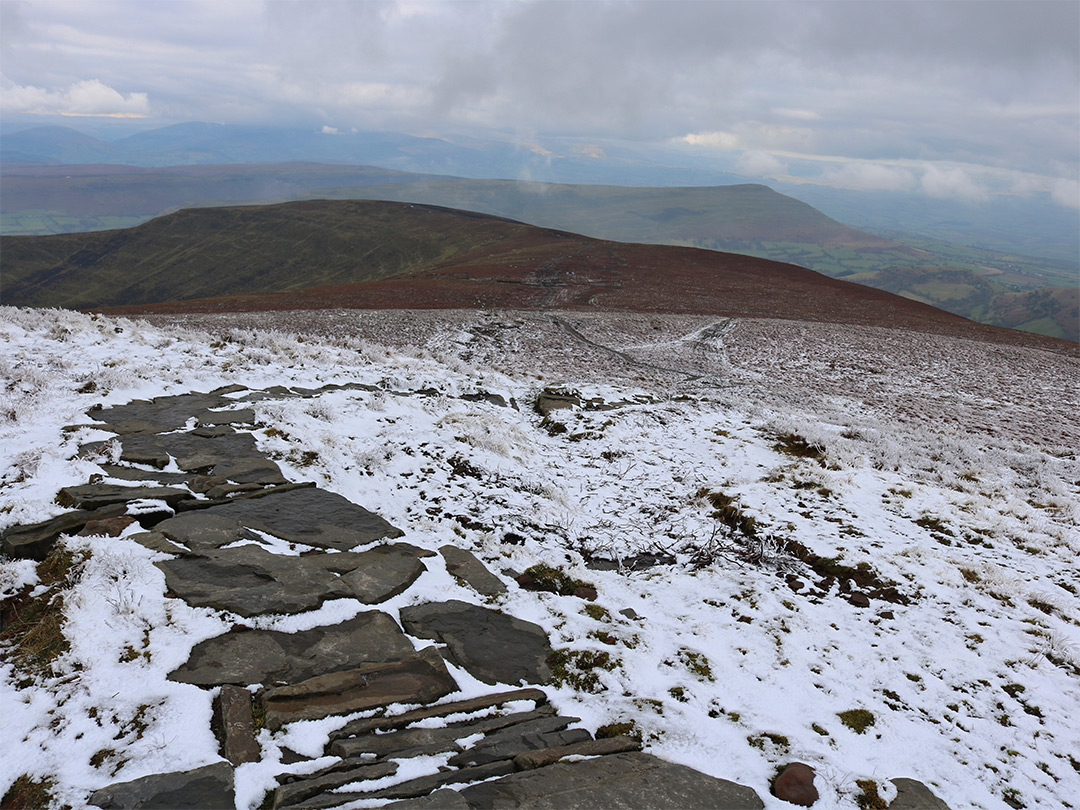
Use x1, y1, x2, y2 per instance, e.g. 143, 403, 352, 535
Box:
773, 762, 818, 806
0, 504, 126, 560
849, 592, 871, 608
879, 610, 895, 620
619, 608, 640, 620
572, 585, 598, 601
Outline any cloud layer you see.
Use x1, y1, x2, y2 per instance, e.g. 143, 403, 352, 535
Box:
1, 0, 1076, 201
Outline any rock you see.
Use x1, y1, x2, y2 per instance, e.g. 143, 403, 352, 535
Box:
156, 545, 353, 617
198, 408, 255, 427
328, 544, 428, 603
260, 647, 458, 730
214, 685, 261, 765
458, 752, 764, 809
513, 735, 641, 770
91, 393, 233, 434
97, 464, 193, 485
619, 608, 640, 620
849, 592, 871, 608
87, 761, 234, 809
382, 790, 471, 810
879, 610, 895, 620
572, 585, 597, 601
328, 708, 557, 760
328, 688, 548, 740
364, 760, 516, 801
890, 778, 953, 809
439, 545, 508, 596
117, 430, 263, 471
534, 390, 580, 417
271, 760, 398, 809
399, 600, 552, 686
211, 456, 287, 485
169, 611, 417, 686
0, 504, 126, 560
198, 487, 403, 550
447, 715, 589, 767
461, 392, 510, 408
154, 512, 257, 550
56, 484, 191, 511
77, 516, 138, 537
205, 483, 265, 500
130, 531, 188, 554
772, 762, 818, 806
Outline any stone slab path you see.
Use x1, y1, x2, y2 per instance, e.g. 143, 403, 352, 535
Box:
1, 384, 953, 810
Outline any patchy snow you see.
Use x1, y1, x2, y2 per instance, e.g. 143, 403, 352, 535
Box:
1, 306, 1078, 809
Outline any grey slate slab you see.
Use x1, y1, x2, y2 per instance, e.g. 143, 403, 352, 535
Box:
200, 486, 403, 550
890, 778, 953, 810
272, 760, 398, 810
439, 545, 508, 596
399, 600, 552, 686
0, 503, 126, 560
155, 545, 353, 617
87, 761, 234, 810
458, 752, 765, 810
169, 611, 417, 686
118, 430, 262, 471
56, 483, 191, 510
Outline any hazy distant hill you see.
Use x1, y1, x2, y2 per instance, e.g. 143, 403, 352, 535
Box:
2, 199, 1065, 354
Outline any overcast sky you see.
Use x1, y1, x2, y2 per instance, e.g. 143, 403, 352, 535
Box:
2, 0, 1077, 206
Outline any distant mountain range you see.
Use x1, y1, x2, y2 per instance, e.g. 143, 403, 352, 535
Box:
0, 199, 1069, 352
3, 159, 1075, 339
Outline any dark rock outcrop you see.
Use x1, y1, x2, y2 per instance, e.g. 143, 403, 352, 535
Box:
87, 761, 234, 810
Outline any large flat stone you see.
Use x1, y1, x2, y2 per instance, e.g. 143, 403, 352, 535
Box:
364, 761, 516, 801
200, 487, 403, 550
261, 647, 458, 730
154, 512, 257, 550
312, 544, 428, 603
169, 611, 417, 686
513, 735, 642, 770
0, 504, 126, 560
156, 545, 353, 617
211, 456, 287, 485
87, 761, 234, 809
458, 752, 764, 809
56, 484, 191, 510
118, 430, 263, 471
382, 790, 471, 810
90, 393, 233, 434
446, 716, 584, 767
399, 600, 552, 686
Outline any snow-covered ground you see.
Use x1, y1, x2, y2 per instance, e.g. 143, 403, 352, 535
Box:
1, 305, 1078, 809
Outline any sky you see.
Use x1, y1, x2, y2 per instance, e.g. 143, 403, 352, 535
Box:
1, 0, 1078, 207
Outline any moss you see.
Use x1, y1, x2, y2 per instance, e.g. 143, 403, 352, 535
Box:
668, 686, 688, 702
811, 722, 829, 736
1002, 683, 1026, 699
519, 564, 594, 597
1, 775, 55, 810
678, 649, 714, 681
854, 779, 887, 810
89, 748, 114, 768
595, 721, 642, 743
584, 604, 611, 622
837, 709, 876, 734
547, 648, 617, 693
747, 732, 790, 752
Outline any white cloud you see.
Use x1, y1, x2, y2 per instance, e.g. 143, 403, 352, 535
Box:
678, 131, 741, 150
1051, 178, 1080, 209
735, 150, 787, 177
920, 165, 988, 201
773, 107, 820, 121
819, 162, 917, 192
320, 125, 340, 134
1, 77, 149, 117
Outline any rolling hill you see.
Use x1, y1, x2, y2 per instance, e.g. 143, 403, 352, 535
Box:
1, 199, 1068, 353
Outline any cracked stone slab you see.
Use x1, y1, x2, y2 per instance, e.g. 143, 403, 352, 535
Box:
117, 430, 263, 470
155, 545, 353, 617
399, 600, 552, 686
87, 761, 234, 810
261, 647, 458, 730
90, 393, 234, 434
364, 760, 516, 801
211, 457, 287, 485
214, 685, 261, 765
446, 715, 585, 767
56, 483, 191, 510
439, 546, 507, 596
97, 464, 195, 485
458, 752, 765, 810
513, 735, 642, 770
154, 512, 261, 550
309, 544, 428, 603
169, 611, 417, 686
199, 486, 403, 550
381, 790, 471, 810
